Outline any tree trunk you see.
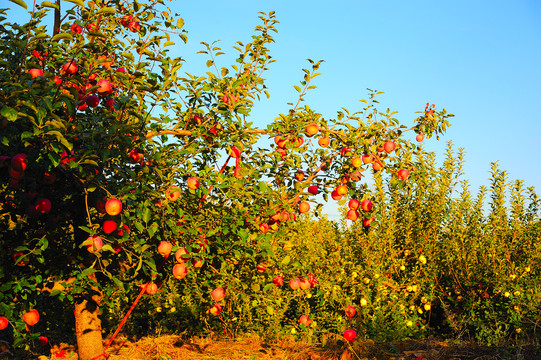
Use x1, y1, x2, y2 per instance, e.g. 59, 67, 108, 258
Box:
74, 293, 104, 360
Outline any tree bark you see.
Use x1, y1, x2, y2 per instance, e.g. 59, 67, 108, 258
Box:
74, 293, 104, 360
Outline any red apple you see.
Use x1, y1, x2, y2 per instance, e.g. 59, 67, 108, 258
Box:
346, 209, 359, 221
295, 170, 305, 181
383, 140, 396, 153
298, 201, 310, 213
158, 241, 172, 258
345, 306, 356, 318
331, 190, 342, 201
86, 236, 103, 253
230, 145, 242, 158
274, 134, 289, 148
372, 160, 383, 171
62, 61, 78, 75
102, 220, 117, 234
362, 217, 374, 227
307, 185, 318, 195
351, 157, 362, 168
336, 185, 348, 196
129, 21, 141, 32
96, 79, 113, 95
172, 263, 188, 279
38, 336, 48, 346
416, 133, 424, 142
28, 68, 43, 78
362, 154, 373, 164
273, 275, 284, 287
23, 309, 39, 326
397, 169, 410, 180
318, 136, 330, 147
259, 223, 269, 233
298, 315, 311, 327
209, 304, 222, 316
11, 153, 27, 172
70, 23, 83, 34
348, 199, 360, 210
9, 168, 24, 180
343, 329, 357, 342
299, 278, 311, 290
192, 259, 204, 268
35, 198, 52, 214
105, 198, 122, 216
85, 95, 100, 108
360, 199, 373, 212
289, 278, 301, 290
256, 264, 267, 273
187, 176, 199, 190
305, 123, 319, 137
175, 247, 190, 263
211, 287, 225, 302
0, 316, 8, 330
166, 187, 181, 201
146, 282, 158, 295
341, 147, 353, 157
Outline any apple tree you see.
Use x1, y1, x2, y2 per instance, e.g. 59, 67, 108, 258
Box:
0, 0, 452, 358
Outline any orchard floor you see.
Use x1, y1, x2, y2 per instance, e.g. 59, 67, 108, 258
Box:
29, 334, 540, 360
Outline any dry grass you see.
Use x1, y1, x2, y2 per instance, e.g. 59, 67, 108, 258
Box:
29, 335, 541, 360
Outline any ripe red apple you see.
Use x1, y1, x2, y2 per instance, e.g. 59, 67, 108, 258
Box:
416, 134, 424, 142
70, 23, 83, 33
298, 315, 311, 327
35, 198, 52, 214
336, 185, 348, 196
331, 190, 342, 201
175, 247, 190, 263
86, 236, 103, 253
305, 123, 319, 137
11, 153, 27, 172
187, 176, 200, 190
397, 169, 410, 180
273, 275, 284, 287
298, 201, 310, 213
360, 199, 373, 212
0, 316, 8, 330
42, 172, 56, 184
29, 68, 43, 78
259, 223, 269, 233
348, 199, 360, 210
172, 263, 188, 279
295, 170, 305, 181
256, 264, 267, 273
96, 79, 113, 95
345, 306, 356, 318
23, 309, 39, 326
372, 160, 383, 171
128, 149, 143, 164
289, 278, 301, 290
343, 329, 357, 342
307, 185, 318, 195
274, 134, 290, 148
129, 21, 141, 32
211, 287, 225, 302
351, 157, 362, 168
209, 304, 222, 316
346, 209, 359, 221
383, 140, 396, 153
318, 136, 330, 147
166, 186, 181, 201
192, 259, 204, 268
146, 282, 158, 295
362, 154, 373, 164
102, 220, 117, 234
85, 95, 100, 108
362, 217, 374, 227
158, 241, 172, 258
299, 278, 311, 290
105, 198, 122, 216
38, 336, 48, 346
62, 61, 78, 75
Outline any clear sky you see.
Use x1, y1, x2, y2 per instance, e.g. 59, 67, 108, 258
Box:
6, 0, 541, 219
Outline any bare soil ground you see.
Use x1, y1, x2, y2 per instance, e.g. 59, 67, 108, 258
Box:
21, 334, 540, 360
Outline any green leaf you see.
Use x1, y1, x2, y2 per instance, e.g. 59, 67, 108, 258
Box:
281, 255, 291, 265
97, 6, 116, 14
9, 0, 27, 9
142, 208, 151, 223
64, 0, 84, 7
41, 1, 58, 9
121, 52, 134, 62
52, 33, 73, 42
1, 107, 18, 121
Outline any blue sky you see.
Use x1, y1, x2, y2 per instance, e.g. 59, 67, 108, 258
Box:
6, 0, 541, 219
